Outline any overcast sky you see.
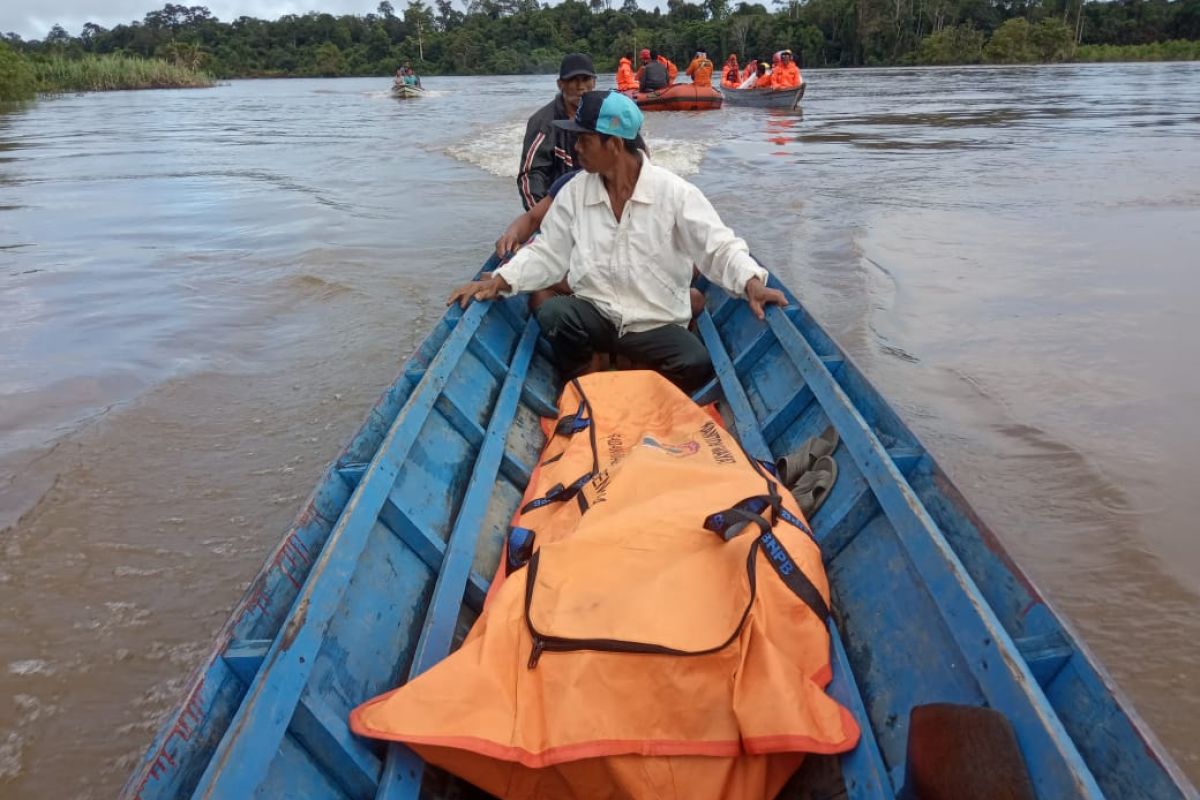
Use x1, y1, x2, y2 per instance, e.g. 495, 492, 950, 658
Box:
4, 0, 662, 40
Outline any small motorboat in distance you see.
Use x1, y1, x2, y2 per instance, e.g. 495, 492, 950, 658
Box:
391, 82, 425, 99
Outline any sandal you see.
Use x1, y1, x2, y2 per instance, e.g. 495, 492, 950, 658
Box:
775, 426, 840, 486
790, 454, 838, 519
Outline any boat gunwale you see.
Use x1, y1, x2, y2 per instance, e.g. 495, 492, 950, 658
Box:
706, 274, 1194, 798
119, 257, 503, 800
125, 258, 1196, 800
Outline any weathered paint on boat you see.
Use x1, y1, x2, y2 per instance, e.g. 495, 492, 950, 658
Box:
391, 84, 424, 99
123, 253, 1196, 800
723, 83, 806, 110
627, 84, 724, 112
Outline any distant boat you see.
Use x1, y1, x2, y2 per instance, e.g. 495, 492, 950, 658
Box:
391, 82, 424, 99
627, 83, 723, 111
723, 82, 806, 110
123, 253, 1196, 800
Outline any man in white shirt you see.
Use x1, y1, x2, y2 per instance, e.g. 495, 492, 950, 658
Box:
448, 90, 785, 392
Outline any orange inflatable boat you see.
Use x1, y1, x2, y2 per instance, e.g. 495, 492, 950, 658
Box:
627, 84, 723, 112
351, 371, 858, 800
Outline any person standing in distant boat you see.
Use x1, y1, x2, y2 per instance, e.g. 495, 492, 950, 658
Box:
634, 48, 652, 86
639, 51, 669, 93
449, 91, 786, 392
516, 53, 597, 211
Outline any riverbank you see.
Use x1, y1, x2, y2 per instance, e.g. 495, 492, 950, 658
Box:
0, 44, 212, 102
1076, 39, 1200, 62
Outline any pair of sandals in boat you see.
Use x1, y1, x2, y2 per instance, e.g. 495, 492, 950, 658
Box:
775, 426, 839, 520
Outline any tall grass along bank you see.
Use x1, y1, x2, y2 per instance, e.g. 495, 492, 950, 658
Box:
0, 41, 37, 101
1075, 40, 1200, 62
32, 53, 213, 92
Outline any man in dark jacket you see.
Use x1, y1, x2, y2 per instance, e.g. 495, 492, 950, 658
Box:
517, 53, 596, 211
639, 50, 669, 93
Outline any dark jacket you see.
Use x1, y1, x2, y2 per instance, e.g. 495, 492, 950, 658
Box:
639, 60, 669, 93
517, 94, 577, 211
516, 93, 650, 210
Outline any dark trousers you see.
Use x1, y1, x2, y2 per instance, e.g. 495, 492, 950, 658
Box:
535, 296, 713, 393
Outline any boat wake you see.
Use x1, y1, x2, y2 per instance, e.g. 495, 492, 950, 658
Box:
446, 122, 708, 179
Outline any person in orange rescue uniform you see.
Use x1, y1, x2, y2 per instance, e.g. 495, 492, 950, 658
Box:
721, 54, 740, 88
615, 53, 638, 91
770, 49, 803, 88
685, 50, 714, 87
752, 60, 771, 88
657, 52, 679, 84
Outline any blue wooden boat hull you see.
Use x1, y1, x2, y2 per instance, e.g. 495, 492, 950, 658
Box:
123, 254, 1195, 800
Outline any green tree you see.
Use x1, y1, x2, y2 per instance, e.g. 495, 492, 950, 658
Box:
436, 0, 465, 30
7, 0, 1198, 79
313, 40, 343, 73
917, 22, 984, 62
1030, 17, 1074, 60
983, 17, 1036, 61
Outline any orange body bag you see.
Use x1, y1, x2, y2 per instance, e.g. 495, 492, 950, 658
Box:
351, 371, 859, 799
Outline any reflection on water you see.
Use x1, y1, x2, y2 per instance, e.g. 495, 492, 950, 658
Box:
0, 65, 1198, 795
766, 110, 803, 147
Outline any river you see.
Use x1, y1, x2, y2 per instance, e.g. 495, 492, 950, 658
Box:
1, 64, 1197, 796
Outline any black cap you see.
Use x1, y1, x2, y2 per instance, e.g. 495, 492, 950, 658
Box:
559, 53, 596, 80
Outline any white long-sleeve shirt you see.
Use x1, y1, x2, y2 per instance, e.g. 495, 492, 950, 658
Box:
493, 159, 768, 335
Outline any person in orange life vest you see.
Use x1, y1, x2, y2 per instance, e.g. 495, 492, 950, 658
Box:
721, 54, 740, 88
736, 59, 758, 87
615, 53, 639, 91
771, 49, 803, 88
685, 50, 714, 87
658, 52, 679, 84
752, 60, 771, 88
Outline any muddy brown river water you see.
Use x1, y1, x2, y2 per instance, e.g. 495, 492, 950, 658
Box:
1, 65, 1198, 796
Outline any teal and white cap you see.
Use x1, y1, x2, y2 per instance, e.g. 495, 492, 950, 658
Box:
553, 90, 644, 141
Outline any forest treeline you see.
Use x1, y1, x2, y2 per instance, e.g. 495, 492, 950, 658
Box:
3, 0, 1199, 81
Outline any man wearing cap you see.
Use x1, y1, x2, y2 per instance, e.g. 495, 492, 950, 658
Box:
638, 49, 669, 93
517, 53, 597, 211
771, 49, 803, 89
449, 91, 786, 393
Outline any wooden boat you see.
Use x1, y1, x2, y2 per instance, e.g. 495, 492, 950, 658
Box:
723, 82, 806, 110
123, 253, 1195, 800
391, 83, 424, 99
628, 83, 723, 112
